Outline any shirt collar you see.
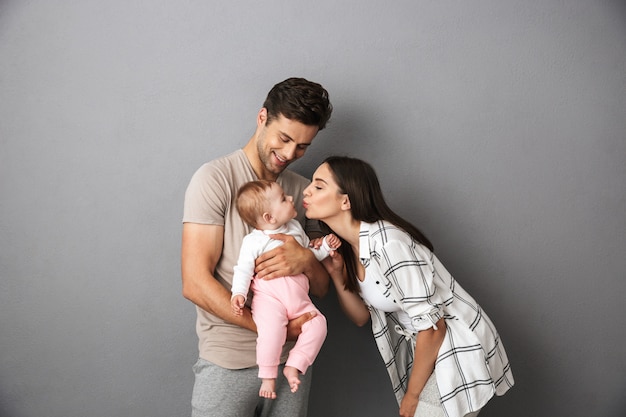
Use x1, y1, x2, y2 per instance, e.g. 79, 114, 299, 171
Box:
359, 221, 371, 262
262, 223, 289, 235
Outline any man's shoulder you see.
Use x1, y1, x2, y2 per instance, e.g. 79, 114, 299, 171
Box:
184, 149, 252, 209
201, 149, 246, 171
192, 150, 250, 182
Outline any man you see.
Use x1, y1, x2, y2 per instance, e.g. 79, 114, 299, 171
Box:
181, 77, 333, 417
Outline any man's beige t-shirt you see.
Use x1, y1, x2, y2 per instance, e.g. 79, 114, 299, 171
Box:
183, 149, 321, 369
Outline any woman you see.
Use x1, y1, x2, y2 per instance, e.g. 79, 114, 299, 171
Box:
303, 156, 514, 417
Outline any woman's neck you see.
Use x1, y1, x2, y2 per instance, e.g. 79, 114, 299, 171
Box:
325, 216, 360, 254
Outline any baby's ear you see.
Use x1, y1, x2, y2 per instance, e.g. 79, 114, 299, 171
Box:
262, 212, 276, 225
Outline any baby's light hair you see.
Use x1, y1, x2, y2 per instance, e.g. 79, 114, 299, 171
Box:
236, 180, 275, 228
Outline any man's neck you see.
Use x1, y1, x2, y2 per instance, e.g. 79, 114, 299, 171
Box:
242, 139, 278, 181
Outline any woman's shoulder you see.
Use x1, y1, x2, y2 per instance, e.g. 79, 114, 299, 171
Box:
367, 220, 433, 259
367, 220, 413, 243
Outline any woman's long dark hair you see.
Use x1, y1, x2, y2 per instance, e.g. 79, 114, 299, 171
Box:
322, 156, 434, 293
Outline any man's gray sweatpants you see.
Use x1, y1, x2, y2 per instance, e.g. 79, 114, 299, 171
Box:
191, 358, 311, 417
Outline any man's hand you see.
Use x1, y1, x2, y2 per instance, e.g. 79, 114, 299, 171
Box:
286, 311, 317, 341
181, 223, 257, 332
254, 233, 311, 280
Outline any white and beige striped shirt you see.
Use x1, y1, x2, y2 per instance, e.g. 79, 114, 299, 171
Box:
358, 220, 514, 417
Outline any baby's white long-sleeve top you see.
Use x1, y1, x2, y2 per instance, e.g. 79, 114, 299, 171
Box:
231, 219, 333, 300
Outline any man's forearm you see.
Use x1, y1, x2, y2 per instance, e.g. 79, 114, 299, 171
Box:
183, 271, 257, 332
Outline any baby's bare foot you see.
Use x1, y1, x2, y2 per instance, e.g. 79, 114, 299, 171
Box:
283, 366, 301, 393
259, 379, 277, 399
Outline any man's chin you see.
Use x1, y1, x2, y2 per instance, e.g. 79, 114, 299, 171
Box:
271, 162, 290, 174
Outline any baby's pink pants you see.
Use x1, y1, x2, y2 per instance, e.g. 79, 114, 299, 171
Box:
251, 274, 327, 379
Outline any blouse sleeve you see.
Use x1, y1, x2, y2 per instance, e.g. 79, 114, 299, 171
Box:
379, 240, 444, 331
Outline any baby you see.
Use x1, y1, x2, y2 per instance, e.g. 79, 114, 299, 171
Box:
231, 180, 340, 399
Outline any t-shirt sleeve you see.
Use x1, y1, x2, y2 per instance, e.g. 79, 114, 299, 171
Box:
182, 163, 230, 225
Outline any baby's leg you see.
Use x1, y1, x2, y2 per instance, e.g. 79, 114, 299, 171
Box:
251, 286, 288, 398
285, 313, 327, 376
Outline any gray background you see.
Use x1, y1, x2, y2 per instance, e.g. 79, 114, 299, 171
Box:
1, 1, 625, 416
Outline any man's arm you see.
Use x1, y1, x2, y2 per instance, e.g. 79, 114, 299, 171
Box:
181, 222, 256, 332
254, 234, 330, 298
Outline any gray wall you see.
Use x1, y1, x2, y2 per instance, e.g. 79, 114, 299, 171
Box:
1, 1, 625, 416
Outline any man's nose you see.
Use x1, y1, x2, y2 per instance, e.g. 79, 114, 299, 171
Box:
284, 143, 297, 160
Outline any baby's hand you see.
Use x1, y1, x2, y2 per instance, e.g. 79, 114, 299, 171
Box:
231, 294, 246, 316
325, 233, 341, 250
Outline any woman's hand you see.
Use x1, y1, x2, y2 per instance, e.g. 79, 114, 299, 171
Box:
399, 393, 419, 417
323, 250, 371, 327
321, 248, 344, 278
401, 319, 447, 416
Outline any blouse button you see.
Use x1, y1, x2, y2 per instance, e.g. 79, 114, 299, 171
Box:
376, 281, 380, 284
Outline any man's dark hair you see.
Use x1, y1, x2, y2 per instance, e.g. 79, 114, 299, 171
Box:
263, 77, 332, 130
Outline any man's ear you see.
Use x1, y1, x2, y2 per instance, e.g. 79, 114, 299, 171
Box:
257, 108, 268, 128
